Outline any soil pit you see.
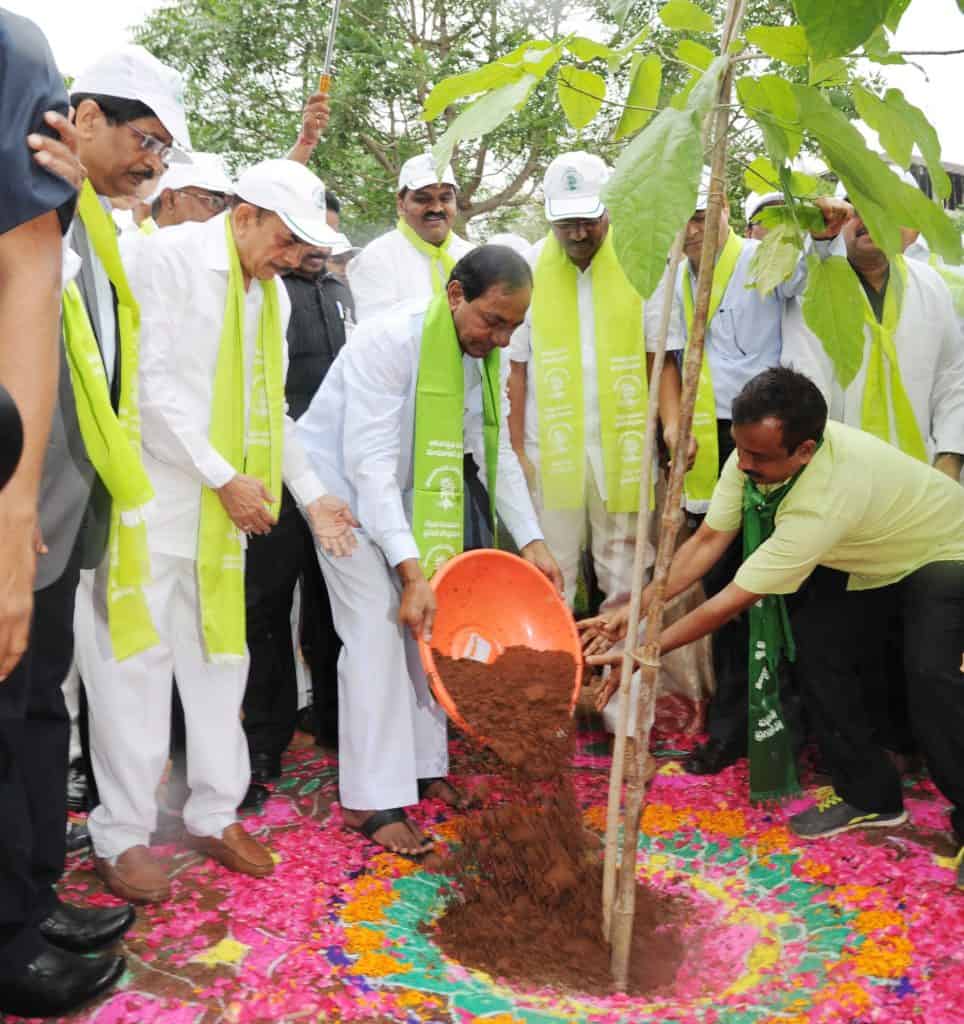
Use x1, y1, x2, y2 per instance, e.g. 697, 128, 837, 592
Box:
429, 645, 691, 996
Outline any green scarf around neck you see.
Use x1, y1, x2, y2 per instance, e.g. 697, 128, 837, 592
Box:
530, 230, 651, 513
682, 228, 744, 506
396, 217, 456, 294
858, 255, 927, 462
412, 294, 500, 578
197, 216, 285, 661
742, 458, 812, 804
61, 180, 158, 660
928, 252, 964, 319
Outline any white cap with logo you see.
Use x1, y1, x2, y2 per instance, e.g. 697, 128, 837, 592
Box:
233, 158, 340, 247
71, 45, 192, 156
744, 190, 784, 224
148, 152, 234, 202
397, 153, 458, 193
543, 152, 610, 222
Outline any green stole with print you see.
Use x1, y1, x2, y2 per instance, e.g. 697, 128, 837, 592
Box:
412, 294, 500, 577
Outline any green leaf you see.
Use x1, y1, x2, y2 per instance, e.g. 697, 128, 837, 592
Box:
422, 63, 524, 121
792, 0, 890, 59
744, 156, 817, 198
669, 72, 699, 110
755, 202, 825, 234
736, 75, 802, 163
613, 53, 662, 140
747, 221, 803, 296
808, 57, 848, 86
566, 37, 615, 62
607, 0, 634, 28
793, 84, 962, 263
885, 0, 912, 31
432, 74, 538, 171
603, 57, 726, 299
558, 67, 606, 129
675, 39, 715, 70
745, 25, 809, 66
852, 86, 951, 200
659, 0, 715, 34
801, 255, 868, 388
862, 26, 905, 65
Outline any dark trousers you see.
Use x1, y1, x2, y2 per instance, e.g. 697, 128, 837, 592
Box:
242, 489, 340, 760
0, 546, 79, 978
791, 560, 964, 843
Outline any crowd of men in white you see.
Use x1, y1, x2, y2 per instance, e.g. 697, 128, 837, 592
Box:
2, 26, 964, 1019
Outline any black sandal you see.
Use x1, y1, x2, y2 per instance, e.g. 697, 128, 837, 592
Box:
345, 807, 433, 859
417, 777, 470, 809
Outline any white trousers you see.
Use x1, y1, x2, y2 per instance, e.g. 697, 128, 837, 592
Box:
528, 451, 652, 608
316, 531, 448, 811
83, 553, 250, 859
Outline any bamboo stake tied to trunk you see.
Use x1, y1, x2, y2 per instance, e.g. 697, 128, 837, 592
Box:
606, 0, 749, 990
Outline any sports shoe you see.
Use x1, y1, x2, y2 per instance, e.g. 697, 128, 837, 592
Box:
789, 787, 907, 839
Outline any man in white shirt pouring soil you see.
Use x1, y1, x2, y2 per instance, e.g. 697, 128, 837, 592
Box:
298, 246, 563, 856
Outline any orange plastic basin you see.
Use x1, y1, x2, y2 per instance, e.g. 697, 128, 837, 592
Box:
418, 549, 583, 738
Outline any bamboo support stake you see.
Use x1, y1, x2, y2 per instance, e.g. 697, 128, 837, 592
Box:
601, 230, 685, 942
609, 0, 748, 989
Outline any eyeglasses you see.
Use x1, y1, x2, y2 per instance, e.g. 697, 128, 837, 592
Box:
126, 124, 177, 167
176, 189, 228, 212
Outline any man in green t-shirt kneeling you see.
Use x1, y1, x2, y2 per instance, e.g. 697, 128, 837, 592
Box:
583, 367, 964, 890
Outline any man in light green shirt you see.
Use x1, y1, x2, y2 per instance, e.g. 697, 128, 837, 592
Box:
583, 368, 964, 889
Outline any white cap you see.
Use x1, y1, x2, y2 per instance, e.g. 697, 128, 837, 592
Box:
486, 232, 531, 255
543, 152, 609, 222
328, 232, 360, 257
72, 45, 191, 155
398, 153, 458, 193
234, 159, 341, 246
744, 191, 783, 224
147, 152, 234, 202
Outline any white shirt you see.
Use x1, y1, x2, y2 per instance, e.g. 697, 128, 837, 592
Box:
508, 236, 684, 501
781, 256, 964, 459
296, 299, 543, 569
347, 226, 474, 322
130, 212, 325, 558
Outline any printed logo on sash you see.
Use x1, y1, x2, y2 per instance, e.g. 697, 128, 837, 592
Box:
546, 366, 569, 398
549, 423, 573, 454
618, 431, 643, 462
615, 374, 643, 408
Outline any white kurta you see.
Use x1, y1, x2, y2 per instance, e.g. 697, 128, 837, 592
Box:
507, 238, 683, 604
347, 226, 473, 322
296, 299, 543, 809
84, 212, 325, 858
781, 256, 964, 460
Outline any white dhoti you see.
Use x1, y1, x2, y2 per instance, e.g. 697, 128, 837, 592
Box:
527, 451, 652, 608
316, 530, 449, 811
83, 553, 250, 859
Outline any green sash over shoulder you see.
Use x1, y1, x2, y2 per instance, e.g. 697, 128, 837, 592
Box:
396, 218, 456, 295
197, 216, 285, 661
412, 294, 500, 577
530, 230, 650, 513
61, 181, 158, 660
682, 229, 744, 506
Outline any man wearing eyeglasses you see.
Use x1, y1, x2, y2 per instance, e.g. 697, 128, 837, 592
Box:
134, 152, 234, 236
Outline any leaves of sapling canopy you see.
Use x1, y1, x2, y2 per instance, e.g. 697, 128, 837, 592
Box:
736, 76, 802, 163
862, 26, 904, 65
659, 0, 715, 34
755, 203, 825, 234
603, 56, 727, 299
853, 86, 951, 200
885, 0, 912, 31
792, 0, 890, 60
745, 25, 809, 66
808, 57, 848, 86
566, 37, 615, 62
744, 157, 819, 198
793, 85, 962, 264
613, 54, 661, 140
747, 222, 802, 297
676, 39, 715, 70
432, 74, 539, 172
607, 0, 634, 28
801, 255, 868, 388
558, 67, 606, 129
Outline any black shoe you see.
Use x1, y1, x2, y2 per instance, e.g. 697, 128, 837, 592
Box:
250, 752, 282, 785
684, 738, 744, 775
239, 782, 270, 813
66, 758, 89, 813
0, 942, 125, 1017
39, 897, 135, 953
66, 820, 92, 855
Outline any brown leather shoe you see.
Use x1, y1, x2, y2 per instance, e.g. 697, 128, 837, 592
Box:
94, 846, 171, 904
189, 823, 274, 877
